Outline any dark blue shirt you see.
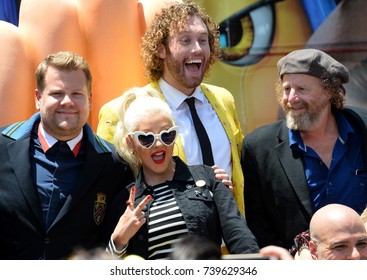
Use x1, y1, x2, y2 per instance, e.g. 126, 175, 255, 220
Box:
289, 110, 367, 214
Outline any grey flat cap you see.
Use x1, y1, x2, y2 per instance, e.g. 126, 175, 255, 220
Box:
277, 49, 349, 83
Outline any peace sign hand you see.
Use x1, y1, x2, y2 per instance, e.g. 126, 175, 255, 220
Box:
111, 186, 152, 250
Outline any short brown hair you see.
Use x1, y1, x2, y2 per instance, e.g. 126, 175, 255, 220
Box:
35, 51, 92, 93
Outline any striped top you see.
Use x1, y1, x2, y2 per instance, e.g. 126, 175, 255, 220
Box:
147, 182, 189, 259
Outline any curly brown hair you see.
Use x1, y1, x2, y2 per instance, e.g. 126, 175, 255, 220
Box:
141, 1, 221, 82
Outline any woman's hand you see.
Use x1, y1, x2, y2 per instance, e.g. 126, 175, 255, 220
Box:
111, 186, 152, 250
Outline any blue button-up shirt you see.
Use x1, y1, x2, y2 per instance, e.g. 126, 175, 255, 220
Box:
289, 110, 367, 214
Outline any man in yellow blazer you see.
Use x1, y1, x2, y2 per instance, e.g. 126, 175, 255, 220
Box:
97, 2, 245, 215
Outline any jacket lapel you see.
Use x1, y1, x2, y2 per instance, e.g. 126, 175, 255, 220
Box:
343, 106, 367, 159
8, 137, 44, 226
276, 123, 313, 217
200, 84, 236, 145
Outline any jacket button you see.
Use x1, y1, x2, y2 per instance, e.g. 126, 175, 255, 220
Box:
138, 235, 144, 241
44, 237, 50, 245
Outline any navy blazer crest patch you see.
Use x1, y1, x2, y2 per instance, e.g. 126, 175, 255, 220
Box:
94, 193, 107, 225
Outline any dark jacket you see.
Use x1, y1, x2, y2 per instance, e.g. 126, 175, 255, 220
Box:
122, 157, 259, 259
241, 106, 367, 249
0, 113, 133, 259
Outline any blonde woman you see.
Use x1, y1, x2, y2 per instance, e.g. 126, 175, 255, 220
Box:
107, 87, 259, 259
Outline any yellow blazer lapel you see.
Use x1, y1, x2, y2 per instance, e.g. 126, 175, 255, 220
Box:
200, 84, 237, 149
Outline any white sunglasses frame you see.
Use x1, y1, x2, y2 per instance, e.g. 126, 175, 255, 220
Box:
128, 126, 179, 149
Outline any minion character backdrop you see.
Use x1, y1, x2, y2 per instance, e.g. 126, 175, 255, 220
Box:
0, 0, 366, 134
0, 0, 178, 129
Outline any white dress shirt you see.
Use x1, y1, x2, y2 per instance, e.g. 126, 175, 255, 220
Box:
39, 124, 83, 152
159, 79, 232, 179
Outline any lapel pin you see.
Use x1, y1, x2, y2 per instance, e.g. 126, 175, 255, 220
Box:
195, 180, 206, 188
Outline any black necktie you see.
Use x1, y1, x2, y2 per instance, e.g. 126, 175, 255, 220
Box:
53, 141, 71, 156
185, 97, 214, 166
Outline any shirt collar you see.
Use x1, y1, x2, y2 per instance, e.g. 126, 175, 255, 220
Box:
38, 124, 83, 157
288, 109, 355, 151
158, 78, 203, 109
289, 129, 306, 152
334, 109, 355, 143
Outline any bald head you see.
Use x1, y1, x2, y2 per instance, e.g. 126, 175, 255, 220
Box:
309, 204, 367, 260
310, 204, 365, 240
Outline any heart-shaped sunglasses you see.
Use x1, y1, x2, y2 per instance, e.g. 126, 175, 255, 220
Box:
128, 126, 178, 149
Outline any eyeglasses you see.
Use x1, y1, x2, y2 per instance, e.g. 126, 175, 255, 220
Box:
129, 126, 178, 149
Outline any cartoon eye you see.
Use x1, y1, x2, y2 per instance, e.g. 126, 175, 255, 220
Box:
219, 0, 282, 66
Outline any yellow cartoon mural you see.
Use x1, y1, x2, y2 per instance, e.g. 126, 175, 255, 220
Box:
0, 0, 366, 134
199, 0, 367, 134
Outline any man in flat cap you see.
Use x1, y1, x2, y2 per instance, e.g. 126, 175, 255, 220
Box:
241, 48, 367, 250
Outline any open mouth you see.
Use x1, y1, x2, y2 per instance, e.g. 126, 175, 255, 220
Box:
185, 59, 202, 72
151, 151, 166, 164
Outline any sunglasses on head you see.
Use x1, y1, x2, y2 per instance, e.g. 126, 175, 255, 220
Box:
129, 126, 178, 149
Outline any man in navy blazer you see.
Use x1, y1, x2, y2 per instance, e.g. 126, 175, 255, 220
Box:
0, 51, 133, 259
242, 49, 367, 249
